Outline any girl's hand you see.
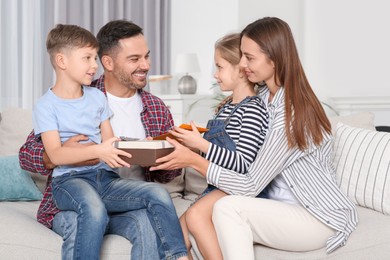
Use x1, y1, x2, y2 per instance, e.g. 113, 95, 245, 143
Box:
168, 121, 210, 153
97, 137, 132, 168
150, 137, 198, 171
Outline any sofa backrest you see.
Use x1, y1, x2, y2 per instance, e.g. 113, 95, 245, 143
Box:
0, 107, 33, 156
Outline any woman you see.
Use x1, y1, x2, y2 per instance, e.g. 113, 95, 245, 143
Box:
151, 17, 357, 259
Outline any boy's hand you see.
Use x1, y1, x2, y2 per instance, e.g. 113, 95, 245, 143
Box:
98, 137, 132, 168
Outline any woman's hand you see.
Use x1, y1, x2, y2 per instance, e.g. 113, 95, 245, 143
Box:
150, 137, 209, 176
168, 121, 210, 153
150, 137, 196, 170
97, 137, 132, 168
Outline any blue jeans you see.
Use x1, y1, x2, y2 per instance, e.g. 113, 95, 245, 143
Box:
52, 169, 187, 260
53, 209, 160, 260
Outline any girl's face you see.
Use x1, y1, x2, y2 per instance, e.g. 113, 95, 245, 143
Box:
213, 49, 240, 92
239, 36, 275, 87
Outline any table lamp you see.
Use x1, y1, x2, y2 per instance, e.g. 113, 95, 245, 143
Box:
174, 53, 200, 94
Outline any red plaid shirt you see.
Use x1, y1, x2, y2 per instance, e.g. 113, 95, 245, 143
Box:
18, 75, 182, 229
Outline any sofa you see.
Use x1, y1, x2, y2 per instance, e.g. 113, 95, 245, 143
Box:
1, 107, 389, 260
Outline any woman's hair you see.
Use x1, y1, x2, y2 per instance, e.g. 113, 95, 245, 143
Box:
241, 17, 331, 150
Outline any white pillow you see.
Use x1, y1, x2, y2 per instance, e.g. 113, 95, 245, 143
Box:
329, 112, 375, 135
333, 123, 390, 215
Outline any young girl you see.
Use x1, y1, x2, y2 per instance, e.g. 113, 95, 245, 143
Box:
169, 33, 268, 260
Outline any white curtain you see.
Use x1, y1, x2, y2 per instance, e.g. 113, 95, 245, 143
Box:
0, 0, 170, 111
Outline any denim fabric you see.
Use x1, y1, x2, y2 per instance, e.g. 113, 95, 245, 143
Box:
107, 209, 160, 260
202, 118, 236, 152
52, 169, 187, 260
52, 211, 78, 260
53, 209, 160, 260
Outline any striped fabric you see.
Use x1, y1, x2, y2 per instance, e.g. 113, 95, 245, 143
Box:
205, 97, 268, 173
207, 86, 358, 253
334, 123, 390, 215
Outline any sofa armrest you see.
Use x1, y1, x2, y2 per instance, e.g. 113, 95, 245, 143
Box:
376, 126, 390, 132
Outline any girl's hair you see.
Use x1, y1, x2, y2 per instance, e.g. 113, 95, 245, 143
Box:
215, 33, 241, 66
214, 33, 252, 113
214, 33, 241, 112
46, 24, 98, 67
241, 17, 331, 150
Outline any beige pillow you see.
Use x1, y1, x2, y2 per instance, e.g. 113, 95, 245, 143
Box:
184, 167, 208, 196
334, 123, 390, 215
329, 112, 375, 135
156, 172, 185, 197
0, 107, 33, 156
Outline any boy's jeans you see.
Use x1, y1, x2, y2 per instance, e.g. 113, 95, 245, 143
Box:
53, 209, 159, 260
52, 169, 187, 260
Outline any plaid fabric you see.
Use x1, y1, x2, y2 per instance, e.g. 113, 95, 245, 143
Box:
19, 74, 182, 229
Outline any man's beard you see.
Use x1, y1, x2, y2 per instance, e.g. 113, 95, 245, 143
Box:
115, 69, 146, 90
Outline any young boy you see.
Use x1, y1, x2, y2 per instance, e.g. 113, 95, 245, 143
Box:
33, 24, 188, 260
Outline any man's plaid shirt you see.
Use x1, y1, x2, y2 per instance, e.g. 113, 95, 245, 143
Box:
18, 75, 182, 228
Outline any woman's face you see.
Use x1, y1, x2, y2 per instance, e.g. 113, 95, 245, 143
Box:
239, 36, 275, 87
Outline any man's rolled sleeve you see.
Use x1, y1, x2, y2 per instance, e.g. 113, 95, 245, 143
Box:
18, 131, 52, 175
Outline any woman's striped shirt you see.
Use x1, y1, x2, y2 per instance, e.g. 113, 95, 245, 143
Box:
206, 86, 358, 253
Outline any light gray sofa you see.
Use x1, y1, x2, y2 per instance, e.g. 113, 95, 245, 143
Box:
1, 107, 389, 260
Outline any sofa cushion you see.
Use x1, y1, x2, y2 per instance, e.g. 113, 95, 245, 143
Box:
0, 107, 32, 156
334, 123, 390, 215
0, 155, 43, 201
328, 111, 375, 134
184, 167, 208, 197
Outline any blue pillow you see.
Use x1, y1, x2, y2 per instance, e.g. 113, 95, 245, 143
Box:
0, 155, 43, 201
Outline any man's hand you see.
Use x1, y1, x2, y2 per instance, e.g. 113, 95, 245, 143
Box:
43, 150, 56, 170
62, 134, 100, 167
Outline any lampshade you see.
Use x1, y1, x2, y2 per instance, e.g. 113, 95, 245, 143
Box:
174, 53, 200, 74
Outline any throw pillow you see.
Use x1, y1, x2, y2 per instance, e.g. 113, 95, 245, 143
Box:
328, 112, 376, 135
0, 155, 43, 201
333, 123, 390, 215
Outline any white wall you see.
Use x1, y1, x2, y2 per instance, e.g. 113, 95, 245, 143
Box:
171, 0, 305, 94
171, 0, 390, 125
171, 0, 238, 94
304, 0, 390, 125
238, 0, 305, 58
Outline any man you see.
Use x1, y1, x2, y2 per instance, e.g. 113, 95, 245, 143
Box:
19, 20, 185, 260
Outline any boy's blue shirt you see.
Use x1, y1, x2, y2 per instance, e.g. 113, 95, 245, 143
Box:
33, 86, 112, 177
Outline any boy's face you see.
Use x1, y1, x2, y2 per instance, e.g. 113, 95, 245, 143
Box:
64, 46, 98, 86
110, 34, 151, 90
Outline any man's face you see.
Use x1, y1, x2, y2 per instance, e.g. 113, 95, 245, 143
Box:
111, 34, 151, 90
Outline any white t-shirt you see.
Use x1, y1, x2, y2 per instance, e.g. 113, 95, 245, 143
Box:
106, 91, 146, 139
106, 91, 146, 180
